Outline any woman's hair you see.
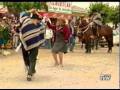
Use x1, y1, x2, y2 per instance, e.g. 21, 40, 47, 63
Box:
57, 18, 66, 27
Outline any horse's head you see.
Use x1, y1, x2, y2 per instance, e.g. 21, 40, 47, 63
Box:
77, 30, 83, 37
77, 19, 89, 40
77, 29, 85, 42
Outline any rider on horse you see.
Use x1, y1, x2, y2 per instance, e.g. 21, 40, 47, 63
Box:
90, 11, 103, 36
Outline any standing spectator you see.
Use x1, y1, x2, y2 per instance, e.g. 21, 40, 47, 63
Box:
44, 24, 53, 49
11, 25, 19, 48
0, 22, 4, 54
68, 17, 77, 52
0, 19, 11, 55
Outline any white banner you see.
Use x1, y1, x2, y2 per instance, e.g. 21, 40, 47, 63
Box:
47, 2, 72, 14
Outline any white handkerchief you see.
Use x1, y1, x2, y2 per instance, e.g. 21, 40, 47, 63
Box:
15, 43, 22, 52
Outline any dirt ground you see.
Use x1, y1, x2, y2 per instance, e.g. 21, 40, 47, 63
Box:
0, 45, 119, 89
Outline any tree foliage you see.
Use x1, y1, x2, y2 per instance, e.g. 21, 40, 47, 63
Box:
89, 2, 119, 27
3, 2, 48, 15
109, 6, 119, 28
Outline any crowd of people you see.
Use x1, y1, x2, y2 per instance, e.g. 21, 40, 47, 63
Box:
0, 12, 80, 54
0, 8, 104, 81
0, 15, 17, 55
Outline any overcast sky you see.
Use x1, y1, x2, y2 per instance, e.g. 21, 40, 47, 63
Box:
72, 2, 119, 9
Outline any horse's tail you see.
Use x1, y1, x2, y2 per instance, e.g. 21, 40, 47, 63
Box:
109, 30, 113, 47
110, 27, 114, 47
110, 34, 113, 47
106, 25, 114, 47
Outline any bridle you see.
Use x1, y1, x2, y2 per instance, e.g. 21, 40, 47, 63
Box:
79, 22, 93, 34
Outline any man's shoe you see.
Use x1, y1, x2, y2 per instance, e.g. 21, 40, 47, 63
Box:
27, 75, 32, 81
31, 70, 36, 76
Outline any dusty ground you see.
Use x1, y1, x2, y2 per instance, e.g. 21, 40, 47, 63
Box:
0, 45, 119, 89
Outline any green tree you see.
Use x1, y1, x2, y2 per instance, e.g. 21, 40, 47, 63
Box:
109, 5, 119, 28
0, 2, 3, 5
89, 2, 111, 24
88, 2, 120, 27
3, 2, 48, 16
3, 2, 22, 15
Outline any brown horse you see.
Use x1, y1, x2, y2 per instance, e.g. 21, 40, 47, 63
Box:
78, 19, 95, 53
94, 24, 113, 53
78, 19, 113, 53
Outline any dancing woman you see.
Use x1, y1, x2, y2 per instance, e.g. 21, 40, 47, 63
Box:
46, 18, 70, 67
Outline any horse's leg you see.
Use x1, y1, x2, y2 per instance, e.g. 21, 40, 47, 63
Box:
105, 36, 113, 53
95, 38, 99, 50
91, 39, 94, 50
93, 39, 96, 50
108, 35, 113, 53
81, 41, 84, 49
89, 40, 92, 53
85, 42, 89, 53
86, 40, 91, 53
108, 41, 112, 53
105, 36, 110, 53
85, 43, 88, 53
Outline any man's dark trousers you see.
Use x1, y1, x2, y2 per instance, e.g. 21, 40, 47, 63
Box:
22, 45, 39, 76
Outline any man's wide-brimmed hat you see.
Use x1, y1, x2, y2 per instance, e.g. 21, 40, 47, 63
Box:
31, 14, 42, 20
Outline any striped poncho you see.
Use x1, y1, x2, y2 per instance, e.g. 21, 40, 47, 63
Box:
19, 13, 45, 51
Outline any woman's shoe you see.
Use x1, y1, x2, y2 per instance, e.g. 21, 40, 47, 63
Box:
54, 63, 59, 67
59, 64, 64, 67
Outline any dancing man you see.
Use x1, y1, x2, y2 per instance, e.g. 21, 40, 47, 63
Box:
18, 9, 45, 81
